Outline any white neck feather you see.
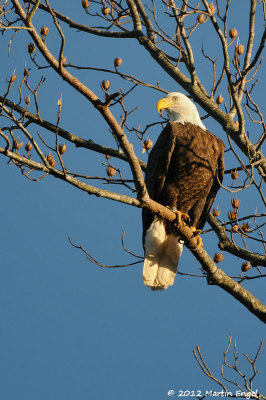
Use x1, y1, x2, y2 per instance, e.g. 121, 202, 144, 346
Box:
165, 92, 207, 130
168, 109, 206, 130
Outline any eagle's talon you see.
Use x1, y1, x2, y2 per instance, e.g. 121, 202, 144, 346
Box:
190, 226, 203, 248
194, 235, 203, 248
166, 206, 190, 227
175, 211, 190, 227
182, 213, 190, 223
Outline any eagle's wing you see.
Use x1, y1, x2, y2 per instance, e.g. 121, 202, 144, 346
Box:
145, 124, 176, 199
142, 124, 176, 238
142, 124, 182, 289
197, 139, 225, 230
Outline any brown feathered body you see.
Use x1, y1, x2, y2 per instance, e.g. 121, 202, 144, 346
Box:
142, 122, 224, 290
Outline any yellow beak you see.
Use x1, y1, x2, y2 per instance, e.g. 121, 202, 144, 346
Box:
156, 98, 173, 114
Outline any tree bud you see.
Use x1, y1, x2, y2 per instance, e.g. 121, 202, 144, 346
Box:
23, 66, 29, 77
106, 166, 116, 177
47, 153, 56, 167
230, 169, 239, 181
50, 158, 56, 167
231, 198, 240, 209
27, 43, 36, 54
212, 207, 221, 217
142, 139, 153, 153
235, 43, 244, 55
229, 28, 238, 39
57, 95, 63, 107
24, 95, 30, 105
59, 144, 67, 154
197, 14, 205, 23
14, 140, 23, 150
213, 252, 224, 263
216, 95, 224, 105
209, 2, 216, 14
25, 142, 32, 152
101, 80, 110, 91
228, 210, 237, 220
241, 222, 251, 232
10, 72, 17, 84
102, 6, 110, 16
241, 262, 251, 272
114, 57, 122, 68
231, 224, 239, 232
40, 26, 49, 36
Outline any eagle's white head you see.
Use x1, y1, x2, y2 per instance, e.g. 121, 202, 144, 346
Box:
156, 92, 206, 130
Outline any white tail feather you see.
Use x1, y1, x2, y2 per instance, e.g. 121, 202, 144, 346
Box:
143, 219, 183, 290
142, 257, 159, 287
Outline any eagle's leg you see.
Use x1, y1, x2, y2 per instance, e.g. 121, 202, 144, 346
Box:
190, 226, 203, 248
168, 206, 190, 228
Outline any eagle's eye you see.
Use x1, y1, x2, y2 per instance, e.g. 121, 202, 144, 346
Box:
172, 96, 178, 102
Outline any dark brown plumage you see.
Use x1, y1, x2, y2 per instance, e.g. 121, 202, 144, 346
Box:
143, 121, 224, 241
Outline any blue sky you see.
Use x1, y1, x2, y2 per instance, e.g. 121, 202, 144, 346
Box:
0, 1, 265, 399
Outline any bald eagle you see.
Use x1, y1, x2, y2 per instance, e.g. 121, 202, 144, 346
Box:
142, 92, 224, 290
